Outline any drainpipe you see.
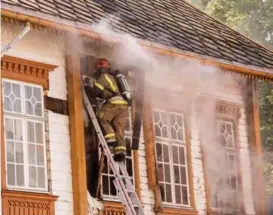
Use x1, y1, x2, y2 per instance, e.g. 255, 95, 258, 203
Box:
0, 21, 31, 58
0, 21, 31, 214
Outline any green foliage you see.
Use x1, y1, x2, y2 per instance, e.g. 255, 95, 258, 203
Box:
259, 81, 273, 149
206, 0, 273, 47
188, 0, 273, 47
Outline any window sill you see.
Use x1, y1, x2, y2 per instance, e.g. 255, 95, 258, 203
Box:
5, 186, 50, 194
155, 207, 198, 215
2, 189, 58, 215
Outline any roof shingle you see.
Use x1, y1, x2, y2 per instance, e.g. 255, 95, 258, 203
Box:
2, 0, 273, 69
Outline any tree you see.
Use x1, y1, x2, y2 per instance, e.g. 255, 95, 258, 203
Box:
187, 0, 273, 194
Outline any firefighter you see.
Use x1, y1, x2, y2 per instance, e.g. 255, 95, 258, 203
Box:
84, 58, 129, 162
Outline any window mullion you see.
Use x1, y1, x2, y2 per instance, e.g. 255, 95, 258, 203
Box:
23, 120, 28, 189
167, 114, 176, 205
22, 83, 28, 189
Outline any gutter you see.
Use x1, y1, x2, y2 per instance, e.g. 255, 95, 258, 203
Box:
1, 5, 273, 80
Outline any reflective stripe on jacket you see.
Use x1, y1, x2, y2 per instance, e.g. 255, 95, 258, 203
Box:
94, 73, 128, 105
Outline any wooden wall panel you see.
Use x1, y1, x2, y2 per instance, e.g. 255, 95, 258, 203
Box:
65, 34, 88, 215
2, 190, 57, 215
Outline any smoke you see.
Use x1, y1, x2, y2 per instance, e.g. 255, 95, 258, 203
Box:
87, 15, 247, 212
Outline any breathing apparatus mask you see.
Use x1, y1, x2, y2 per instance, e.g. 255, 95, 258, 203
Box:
93, 58, 111, 79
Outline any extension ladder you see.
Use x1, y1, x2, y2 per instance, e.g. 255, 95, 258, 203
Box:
82, 82, 145, 215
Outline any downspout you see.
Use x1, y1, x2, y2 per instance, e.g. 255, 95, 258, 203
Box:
1, 21, 30, 58
0, 21, 31, 214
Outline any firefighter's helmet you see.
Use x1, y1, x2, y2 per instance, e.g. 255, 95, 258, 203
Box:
94, 58, 111, 69
93, 58, 111, 78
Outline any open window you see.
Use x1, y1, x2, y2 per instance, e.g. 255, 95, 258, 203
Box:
81, 56, 140, 209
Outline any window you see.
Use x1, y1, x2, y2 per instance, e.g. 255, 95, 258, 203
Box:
153, 110, 190, 207
2, 79, 47, 191
208, 120, 240, 210
101, 110, 134, 200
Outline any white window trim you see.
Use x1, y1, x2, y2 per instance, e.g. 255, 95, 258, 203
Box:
2, 78, 45, 119
2, 79, 48, 193
153, 109, 190, 208
210, 119, 240, 212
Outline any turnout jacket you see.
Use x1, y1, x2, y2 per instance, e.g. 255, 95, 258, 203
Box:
85, 72, 128, 105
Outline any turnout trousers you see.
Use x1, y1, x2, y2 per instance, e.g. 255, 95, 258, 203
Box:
97, 103, 129, 158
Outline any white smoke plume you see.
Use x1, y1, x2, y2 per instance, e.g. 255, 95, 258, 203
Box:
86, 15, 248, 212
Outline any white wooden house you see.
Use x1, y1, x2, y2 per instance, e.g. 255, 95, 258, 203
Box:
1, 1, 273, 215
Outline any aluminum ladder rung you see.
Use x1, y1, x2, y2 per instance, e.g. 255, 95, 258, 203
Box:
82, 82, 145, 215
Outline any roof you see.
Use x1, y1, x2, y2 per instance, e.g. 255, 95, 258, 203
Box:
1, 0, 273, 70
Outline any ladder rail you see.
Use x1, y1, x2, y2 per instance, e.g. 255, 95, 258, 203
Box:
82, 84, 142, 215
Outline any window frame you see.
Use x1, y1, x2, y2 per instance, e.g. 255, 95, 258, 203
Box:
153, 109, 191, 208
202, 103, 245, 215
208, 119, 240, 211
142, 90, 197, 214
2, 78, 48, 193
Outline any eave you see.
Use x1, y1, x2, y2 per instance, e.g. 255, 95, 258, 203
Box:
1, 4, 273, 81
